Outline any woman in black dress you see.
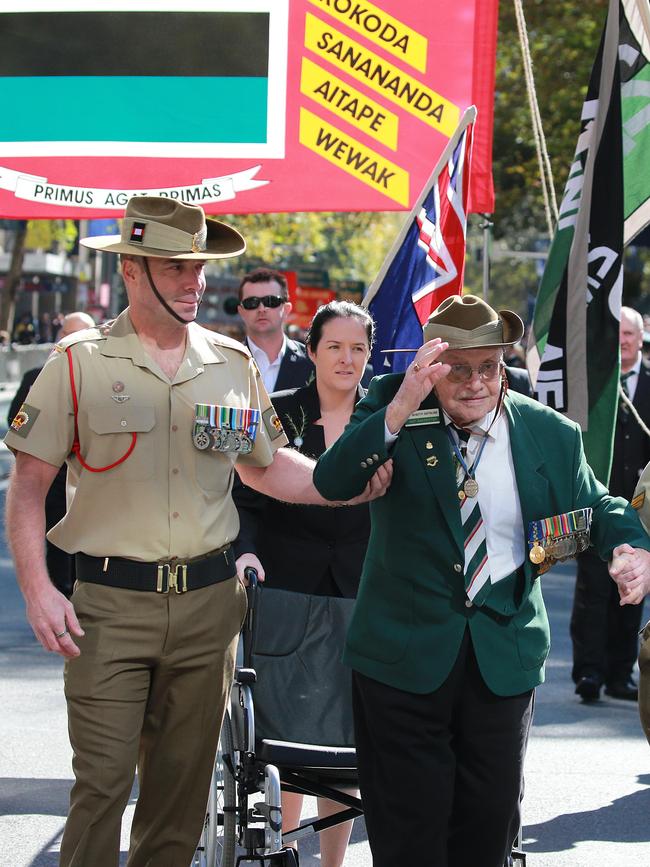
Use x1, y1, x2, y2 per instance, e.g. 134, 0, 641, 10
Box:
233, 300, 374, 867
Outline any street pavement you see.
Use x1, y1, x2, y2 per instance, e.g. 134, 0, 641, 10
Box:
1, 424, 649, 865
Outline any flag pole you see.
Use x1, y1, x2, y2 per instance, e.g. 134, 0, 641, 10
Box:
481, 214, 492, 301
363, 104, 477, 309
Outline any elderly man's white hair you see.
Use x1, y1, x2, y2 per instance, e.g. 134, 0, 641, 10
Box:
59, 312, 96, 339
621, 306, 643, 333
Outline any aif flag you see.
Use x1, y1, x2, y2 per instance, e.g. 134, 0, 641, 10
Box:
527, 0, 650, 485
364, 107, 476, 374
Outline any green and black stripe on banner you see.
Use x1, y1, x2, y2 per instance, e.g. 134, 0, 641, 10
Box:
0, 11, 269, 143
528, 0, 623, 485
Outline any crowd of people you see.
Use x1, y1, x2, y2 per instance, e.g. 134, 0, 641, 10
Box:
4, 196, 650, 867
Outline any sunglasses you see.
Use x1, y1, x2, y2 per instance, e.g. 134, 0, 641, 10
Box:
240, 295, 285, 310
447, 361, 503, 383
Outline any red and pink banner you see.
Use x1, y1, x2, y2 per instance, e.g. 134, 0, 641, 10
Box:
0, 1, 498, 218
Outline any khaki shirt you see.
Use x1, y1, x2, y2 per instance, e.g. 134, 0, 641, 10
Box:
5, 310, 287, 560
633, 461, 650, 534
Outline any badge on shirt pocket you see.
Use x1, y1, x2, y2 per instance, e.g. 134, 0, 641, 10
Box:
193, 404, 260, 454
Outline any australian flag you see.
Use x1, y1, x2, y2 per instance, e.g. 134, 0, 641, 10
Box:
366, 106, 476, 374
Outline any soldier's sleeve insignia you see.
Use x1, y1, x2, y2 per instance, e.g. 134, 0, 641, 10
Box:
632, 491, 645, 511
10, 403, 40, 438
262, 406, 284, 441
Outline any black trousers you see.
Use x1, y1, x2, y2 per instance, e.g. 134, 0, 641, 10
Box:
352, 631, 533, 867
570, 548, 645, 686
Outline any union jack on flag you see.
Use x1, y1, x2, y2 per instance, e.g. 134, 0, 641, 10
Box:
365, 106, 476, 374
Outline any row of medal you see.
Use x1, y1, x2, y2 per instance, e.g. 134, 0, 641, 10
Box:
192, 404, 261, 454
527, 508, 593, 572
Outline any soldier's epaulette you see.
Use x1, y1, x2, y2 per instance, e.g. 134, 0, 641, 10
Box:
51, 325, 107, 353
203, 329, 251, 359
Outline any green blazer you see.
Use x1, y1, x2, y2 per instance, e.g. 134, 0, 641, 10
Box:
313, 375, 650, 697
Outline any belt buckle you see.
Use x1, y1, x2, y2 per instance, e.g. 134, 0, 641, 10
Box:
156, 560, 188, 594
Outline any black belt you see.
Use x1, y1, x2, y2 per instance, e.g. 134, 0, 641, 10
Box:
75, 546, 235, 593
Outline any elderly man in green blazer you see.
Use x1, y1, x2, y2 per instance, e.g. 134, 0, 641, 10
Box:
314, 294, 650, 867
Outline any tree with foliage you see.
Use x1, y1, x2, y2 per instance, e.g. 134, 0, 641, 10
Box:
493, 0, 609, 244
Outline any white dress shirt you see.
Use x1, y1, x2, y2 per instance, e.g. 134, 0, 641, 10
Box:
385, 405, 525, 584
622, 354, 642, 402
248, 335, 287, 394
445, 410, 525, 584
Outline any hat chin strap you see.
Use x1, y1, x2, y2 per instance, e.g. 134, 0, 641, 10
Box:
143, 258, 198, 325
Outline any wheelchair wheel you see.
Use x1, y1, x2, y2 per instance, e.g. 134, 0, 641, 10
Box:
196, 711, 237, 867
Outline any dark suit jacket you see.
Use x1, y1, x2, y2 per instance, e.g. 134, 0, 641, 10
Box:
271, 338, 315, 391
233, 380, 369, 598
610, 360, 650, 500
314, 378, 650, 696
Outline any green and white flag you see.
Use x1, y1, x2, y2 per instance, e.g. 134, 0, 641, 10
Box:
528, 0, 650, 485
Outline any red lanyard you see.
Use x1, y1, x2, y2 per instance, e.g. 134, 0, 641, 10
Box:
66, 347, 137, 473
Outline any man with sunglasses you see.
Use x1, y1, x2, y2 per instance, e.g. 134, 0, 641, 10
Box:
314, 293, 650, 867
238, 268, 315, 392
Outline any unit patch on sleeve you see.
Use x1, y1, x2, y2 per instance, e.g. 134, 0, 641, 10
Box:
262, 406, 284, 441
10, 404, 40, 438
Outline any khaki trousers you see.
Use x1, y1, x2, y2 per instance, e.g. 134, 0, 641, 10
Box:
640, 619, 650, 746
60, 576, 247, 867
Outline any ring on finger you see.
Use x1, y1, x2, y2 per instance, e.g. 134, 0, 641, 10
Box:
413, 362, 421, 372
55, 628, 69, 639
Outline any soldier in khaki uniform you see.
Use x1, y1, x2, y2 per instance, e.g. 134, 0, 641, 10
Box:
5, 198, 388, 867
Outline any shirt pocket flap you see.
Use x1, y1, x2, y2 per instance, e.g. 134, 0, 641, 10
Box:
87, 405, 155, 435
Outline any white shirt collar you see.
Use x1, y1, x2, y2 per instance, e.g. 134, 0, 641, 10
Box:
248, 334, 287, 367
443, 405, 501, 440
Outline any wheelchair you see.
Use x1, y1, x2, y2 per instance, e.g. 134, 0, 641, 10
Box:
193, 574, 361, 866
192, 574, 527, 867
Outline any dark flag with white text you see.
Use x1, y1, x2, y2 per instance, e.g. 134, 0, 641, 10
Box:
527, 0, 626, 485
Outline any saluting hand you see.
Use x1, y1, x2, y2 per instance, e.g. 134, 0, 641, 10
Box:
385, 339, 451, 435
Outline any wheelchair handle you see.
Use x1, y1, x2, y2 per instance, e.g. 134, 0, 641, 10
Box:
244, 566, 259, 589
244, 567, 259, 633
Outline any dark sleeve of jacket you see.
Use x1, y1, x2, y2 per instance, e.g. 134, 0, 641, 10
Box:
232, 388, 306, 560
7, 367, 42, 427
273, 339, 315, 391
505, 365, 533, 397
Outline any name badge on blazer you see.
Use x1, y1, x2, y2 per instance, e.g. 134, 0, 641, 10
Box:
404, 408, 440, 428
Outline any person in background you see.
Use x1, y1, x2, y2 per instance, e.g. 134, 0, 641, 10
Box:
234, 300, 375, 867
238, 267, 314, 392
7, 311, 96, 597
571, 306, 650, 702
12, 311, 36, 345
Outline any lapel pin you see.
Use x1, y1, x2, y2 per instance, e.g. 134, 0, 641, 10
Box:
426, 455, 439, 467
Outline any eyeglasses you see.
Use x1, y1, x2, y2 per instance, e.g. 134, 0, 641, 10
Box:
240, 295, 285, 310
447, 361, 503, 383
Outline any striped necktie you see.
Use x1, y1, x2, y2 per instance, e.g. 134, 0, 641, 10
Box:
619, 369, 634, 417
452, 426, 491, 602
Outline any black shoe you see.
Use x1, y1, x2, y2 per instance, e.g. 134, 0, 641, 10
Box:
604, 679, 638, 701
575, 675, 601, 702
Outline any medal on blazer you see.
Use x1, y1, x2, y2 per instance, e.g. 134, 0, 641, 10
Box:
193, 403, 260, 454
527, 508, 592, 572
446, 426, 488, 498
